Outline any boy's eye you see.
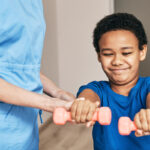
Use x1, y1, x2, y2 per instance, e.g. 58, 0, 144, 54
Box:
103, 53, 113, 56
122, 52, 132, 56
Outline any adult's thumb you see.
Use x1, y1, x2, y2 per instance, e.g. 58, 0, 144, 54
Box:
65, 101, 73, 110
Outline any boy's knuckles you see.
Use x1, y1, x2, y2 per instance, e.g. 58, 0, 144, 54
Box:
87, 114, 93, 121
72, 101, 78, 105
146, 110, 150, 120
71, 112, 76, 119
135, 120, 142, 129
71, 106, 76, 112
146, 109, 150, 114
76, 110, 82, 117
134, 115, 141, 128
80, 116, 86, 123
140, 109, 146, 115
136, 129, 143, 136
142, 123, 149, 131
143, 131, 150, 136
71, 103, 78, 111
82, 107, 89, 114
139, 111, 146, 121
136, 124, 142, 129
148, 124, 150, 131
77, 102, 84, 108
134, 113, 139, 120
146, 116, 150, 124
85, 100, 90, 104
75, 116, 81, 123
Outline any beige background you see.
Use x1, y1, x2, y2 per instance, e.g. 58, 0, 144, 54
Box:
41, 0, 114, 94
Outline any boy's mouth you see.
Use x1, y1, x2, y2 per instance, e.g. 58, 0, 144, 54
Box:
109, 68, 129, 74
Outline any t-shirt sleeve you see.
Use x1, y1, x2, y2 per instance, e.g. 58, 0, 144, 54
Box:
76, 81, 103, 101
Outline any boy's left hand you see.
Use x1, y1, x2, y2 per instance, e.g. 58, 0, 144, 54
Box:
134, 109, 150, 137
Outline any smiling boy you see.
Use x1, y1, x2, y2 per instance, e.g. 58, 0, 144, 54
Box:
71, 13, 150, 150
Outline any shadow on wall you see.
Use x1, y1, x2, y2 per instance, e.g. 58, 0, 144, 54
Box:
115, 0, 150, 77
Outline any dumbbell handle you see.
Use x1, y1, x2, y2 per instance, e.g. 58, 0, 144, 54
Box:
92, 107, 111, 125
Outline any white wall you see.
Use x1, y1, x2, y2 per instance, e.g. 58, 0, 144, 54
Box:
41, 0, 59, 85
54, 0, 113, 95
40, 0, 114, 124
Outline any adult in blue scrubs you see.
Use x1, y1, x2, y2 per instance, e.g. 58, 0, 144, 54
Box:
0, 0, 75, 150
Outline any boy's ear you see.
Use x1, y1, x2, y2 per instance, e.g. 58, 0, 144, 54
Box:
140, 44, 147, 61
97, 52, 101, 63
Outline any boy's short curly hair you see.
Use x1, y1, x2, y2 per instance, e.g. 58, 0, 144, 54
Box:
93, 13, 147, 53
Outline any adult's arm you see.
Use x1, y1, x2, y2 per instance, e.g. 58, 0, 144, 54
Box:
0, 78, 72, 112
40, 72, 75, 101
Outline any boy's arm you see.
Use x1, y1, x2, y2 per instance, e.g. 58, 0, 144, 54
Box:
0, 78, 73, 112
71, 89, 100, 124
40, 72, 75, 101
78, 89, 101, 104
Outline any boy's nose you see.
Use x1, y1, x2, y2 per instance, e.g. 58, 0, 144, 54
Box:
111, 54, 123, 66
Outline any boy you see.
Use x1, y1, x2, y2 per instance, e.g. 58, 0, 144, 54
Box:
71, 13, 150, 150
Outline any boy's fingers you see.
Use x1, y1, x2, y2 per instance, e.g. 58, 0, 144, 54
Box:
134, 113, 142, 130
139, 109, 148, 131
143, 131, 150, 136
71, 102, 78, 120
135, 130, 150, 137
146, 109, 150, 131
80, 104, 90, 123
135, 129, 143, 137
75, 101, 84, 123
74, 97, 86, 122
86, 105, 96, 121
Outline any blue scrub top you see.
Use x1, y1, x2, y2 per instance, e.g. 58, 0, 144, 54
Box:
0, 0, 46, 149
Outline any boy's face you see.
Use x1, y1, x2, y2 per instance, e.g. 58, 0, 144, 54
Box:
98, 30, 147, 85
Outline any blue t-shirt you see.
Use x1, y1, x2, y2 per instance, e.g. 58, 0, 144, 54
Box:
77, 77, 150, 150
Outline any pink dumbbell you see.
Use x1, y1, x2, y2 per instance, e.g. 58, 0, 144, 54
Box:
118, 117, 137, 135
53, 107, 111, 125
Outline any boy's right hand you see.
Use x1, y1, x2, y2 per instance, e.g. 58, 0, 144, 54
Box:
70, 97, 100, 125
